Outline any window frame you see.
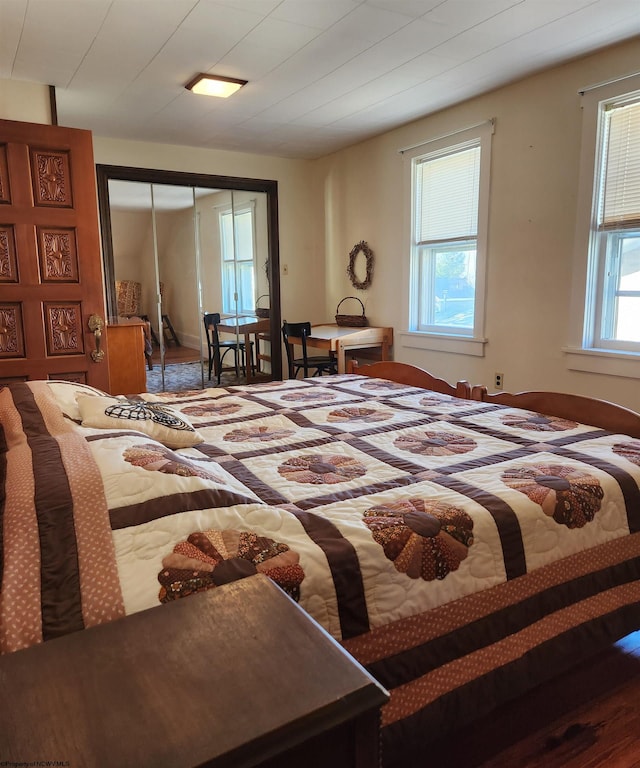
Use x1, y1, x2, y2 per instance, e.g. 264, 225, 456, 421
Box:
593, 230, 640, 352
566, 73, 640, 378
400, 120, 493, 357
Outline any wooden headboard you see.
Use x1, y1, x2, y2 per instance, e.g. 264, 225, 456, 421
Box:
471, 385, 640, 438
347, 360, 471, 399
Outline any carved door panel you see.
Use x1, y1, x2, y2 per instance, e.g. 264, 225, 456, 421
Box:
0, 118, 109, 390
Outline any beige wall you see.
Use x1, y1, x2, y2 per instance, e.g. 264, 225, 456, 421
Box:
312, 37, 640, 411
154, 210, 199, 348
0, 80, 51, 123
111, 209, 154, 290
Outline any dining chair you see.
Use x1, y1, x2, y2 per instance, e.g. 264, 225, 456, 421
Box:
282, 321, 338, 378
203, 313, 253, 384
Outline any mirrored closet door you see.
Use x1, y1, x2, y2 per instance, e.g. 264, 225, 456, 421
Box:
197, 188, 272, 386
97, 166, 281, 392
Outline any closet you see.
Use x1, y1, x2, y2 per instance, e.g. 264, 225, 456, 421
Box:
96, 166, 281, 390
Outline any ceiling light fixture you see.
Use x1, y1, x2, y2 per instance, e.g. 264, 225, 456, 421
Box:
185, 73, 247, 98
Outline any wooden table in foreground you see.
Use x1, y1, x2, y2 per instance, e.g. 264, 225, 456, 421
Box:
216, 315, 271, 383
287, 324, 393, 374
0, 574, 388, 768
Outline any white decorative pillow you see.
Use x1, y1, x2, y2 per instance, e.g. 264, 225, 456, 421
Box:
46, 380, 110, 421
76, 395, 205, 449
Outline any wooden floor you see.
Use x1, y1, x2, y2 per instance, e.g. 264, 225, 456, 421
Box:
151, 343, 200, 365
422, 631, 640, 768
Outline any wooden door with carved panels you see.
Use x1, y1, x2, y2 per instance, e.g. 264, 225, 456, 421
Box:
0, 118, 109, 390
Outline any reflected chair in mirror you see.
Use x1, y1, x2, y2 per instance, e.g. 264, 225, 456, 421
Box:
282, 321, 338, 378
158, 282, 180, 347
203, 312, 253, 385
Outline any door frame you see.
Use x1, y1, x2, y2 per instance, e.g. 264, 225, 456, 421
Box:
96, 164, 282, 380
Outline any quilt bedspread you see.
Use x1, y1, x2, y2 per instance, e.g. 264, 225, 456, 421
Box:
4, 373, 640, 762
3, 373, 640, 656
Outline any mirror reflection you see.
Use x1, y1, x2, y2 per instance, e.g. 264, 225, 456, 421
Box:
104, 175, 278, 392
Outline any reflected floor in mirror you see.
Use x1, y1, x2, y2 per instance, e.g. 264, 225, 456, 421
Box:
146, 346, 246, 393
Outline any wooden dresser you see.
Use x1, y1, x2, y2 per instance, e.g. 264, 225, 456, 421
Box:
0, 574, 388, 768
106, 319, 147, 395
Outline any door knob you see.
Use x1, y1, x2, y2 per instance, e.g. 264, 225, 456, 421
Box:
88, 314, 105, 362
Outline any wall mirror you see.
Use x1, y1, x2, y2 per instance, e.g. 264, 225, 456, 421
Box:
96, 165, 281, 390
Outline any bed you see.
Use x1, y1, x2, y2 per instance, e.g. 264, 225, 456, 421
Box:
2, 361, 640, 767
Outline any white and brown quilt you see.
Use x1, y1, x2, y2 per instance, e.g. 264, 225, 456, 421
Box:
2, 374, 640, 764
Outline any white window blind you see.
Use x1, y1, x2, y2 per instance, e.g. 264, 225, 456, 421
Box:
601, 100, 640, 230
415, 142, 480, 244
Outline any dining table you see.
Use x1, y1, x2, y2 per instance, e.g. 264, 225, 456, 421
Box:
216, 314, 271, 383
284, 324, 393, 375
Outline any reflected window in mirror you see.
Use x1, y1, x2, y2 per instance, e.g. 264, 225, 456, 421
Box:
220, 202, 256, 316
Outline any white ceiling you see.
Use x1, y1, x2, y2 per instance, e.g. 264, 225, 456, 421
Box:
2, 0, 640, 160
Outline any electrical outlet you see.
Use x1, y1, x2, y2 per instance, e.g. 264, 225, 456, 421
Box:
282, 264, 289, 275
495, 372, 504, 390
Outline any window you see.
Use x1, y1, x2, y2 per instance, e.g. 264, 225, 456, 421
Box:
220, 203, 256, 315
403, 121, 492, 355
588, 95, 640, 351
568, 75, 640, 377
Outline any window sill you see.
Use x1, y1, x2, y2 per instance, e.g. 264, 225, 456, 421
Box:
400, 331, 487, 357
563, 347, 640, 379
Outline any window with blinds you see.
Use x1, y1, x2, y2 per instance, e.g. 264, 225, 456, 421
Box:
591, 94, 640, 349
600, 100, 640, 230
409, 138, 483, 335
415, 143, 480, 244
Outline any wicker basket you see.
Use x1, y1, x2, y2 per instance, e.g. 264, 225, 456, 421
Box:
254, 294, 270, 318
335, 296, 368, 327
